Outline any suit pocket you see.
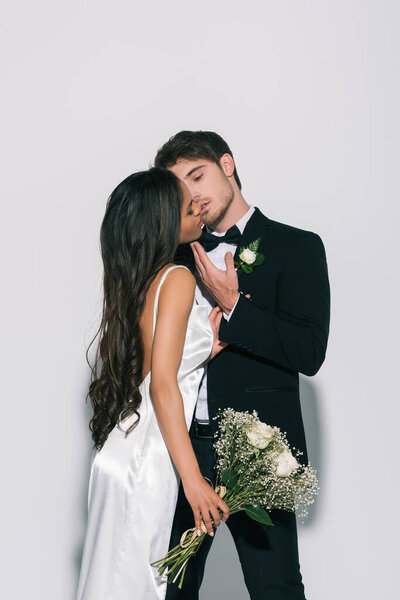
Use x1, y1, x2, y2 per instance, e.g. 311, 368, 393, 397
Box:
245, 386, 298, 393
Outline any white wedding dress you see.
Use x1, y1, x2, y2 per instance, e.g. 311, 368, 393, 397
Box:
76, 265, 213, 600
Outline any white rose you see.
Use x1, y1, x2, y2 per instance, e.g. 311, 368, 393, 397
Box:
246, 421, 276, 449
239, 248, 256, 265
275, 449, 300, 477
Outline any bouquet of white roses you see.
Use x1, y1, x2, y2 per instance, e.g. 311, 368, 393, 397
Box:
152, 408, 319, 588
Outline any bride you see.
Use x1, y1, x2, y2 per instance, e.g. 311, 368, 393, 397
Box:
76, 167, 229, 600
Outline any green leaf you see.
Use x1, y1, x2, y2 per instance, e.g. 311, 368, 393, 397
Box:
244, 506, 274, 526
249, 237, 261, 252
241, 264, 252, 274
254, 253, 265, 265
221, 469, 239, 488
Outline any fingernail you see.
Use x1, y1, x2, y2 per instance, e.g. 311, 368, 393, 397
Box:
197, 529, 201, 537
209, 531, 214, 537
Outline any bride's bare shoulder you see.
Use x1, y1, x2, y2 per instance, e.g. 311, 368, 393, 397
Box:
158, 265, 196, 308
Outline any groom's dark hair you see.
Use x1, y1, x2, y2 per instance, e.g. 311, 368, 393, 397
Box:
154, 130, 242, 190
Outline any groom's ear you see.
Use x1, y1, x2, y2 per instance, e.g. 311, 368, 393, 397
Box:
219, 153, 235, 178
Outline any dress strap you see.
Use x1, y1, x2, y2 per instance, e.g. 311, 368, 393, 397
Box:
152, 265, 191, 339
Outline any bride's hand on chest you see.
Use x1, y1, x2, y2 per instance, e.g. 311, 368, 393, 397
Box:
206, 306, 227, 362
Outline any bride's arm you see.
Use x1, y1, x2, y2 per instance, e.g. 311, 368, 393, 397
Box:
149, 268, 229, 536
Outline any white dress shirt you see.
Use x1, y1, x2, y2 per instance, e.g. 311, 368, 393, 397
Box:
194, 205, 255, 421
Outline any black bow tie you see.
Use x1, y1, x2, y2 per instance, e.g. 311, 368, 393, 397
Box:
199, 224, 242, 252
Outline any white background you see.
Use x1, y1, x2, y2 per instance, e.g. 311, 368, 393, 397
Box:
1, 1, 399, 598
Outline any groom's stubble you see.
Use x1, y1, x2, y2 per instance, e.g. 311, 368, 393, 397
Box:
200, 173, 235, 231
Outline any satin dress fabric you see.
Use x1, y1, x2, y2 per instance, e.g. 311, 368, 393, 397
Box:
76, 265, 213, 600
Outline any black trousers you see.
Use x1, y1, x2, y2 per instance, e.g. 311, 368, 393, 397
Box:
165, 433, 306, 600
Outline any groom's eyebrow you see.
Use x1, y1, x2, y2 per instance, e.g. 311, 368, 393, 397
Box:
185, 165, 205, 178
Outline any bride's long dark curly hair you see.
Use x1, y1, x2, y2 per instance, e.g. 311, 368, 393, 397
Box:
87, 167, 183, 450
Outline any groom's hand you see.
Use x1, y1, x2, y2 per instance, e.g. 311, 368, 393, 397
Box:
190, 241, 239, 315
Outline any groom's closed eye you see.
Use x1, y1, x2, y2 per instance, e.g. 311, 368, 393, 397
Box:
185, 165, 206, 183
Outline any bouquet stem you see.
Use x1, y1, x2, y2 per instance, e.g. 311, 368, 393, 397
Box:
151, 526, 208, 589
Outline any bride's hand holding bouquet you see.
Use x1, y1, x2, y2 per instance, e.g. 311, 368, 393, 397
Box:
181, 470, 229, 537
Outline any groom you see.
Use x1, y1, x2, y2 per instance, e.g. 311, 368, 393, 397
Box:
154, 131, 330, 599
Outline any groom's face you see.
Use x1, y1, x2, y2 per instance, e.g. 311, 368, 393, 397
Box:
169, 157, 234, 230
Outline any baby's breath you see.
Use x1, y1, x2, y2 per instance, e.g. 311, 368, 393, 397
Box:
213, 408, 319, 519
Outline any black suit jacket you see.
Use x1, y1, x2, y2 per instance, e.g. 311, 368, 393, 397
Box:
176, 207, 330, 464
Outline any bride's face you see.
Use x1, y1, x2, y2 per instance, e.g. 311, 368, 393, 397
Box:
179, 181, 203, 244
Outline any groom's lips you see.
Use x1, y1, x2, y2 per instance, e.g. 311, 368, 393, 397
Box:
199, 201, 209, 214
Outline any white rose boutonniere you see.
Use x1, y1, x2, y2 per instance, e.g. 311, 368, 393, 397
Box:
239, 248, 256, 265
235, 237, 265, 273
246, 421, 277, 449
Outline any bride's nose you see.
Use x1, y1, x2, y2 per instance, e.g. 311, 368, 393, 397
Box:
192, 203, 200, 217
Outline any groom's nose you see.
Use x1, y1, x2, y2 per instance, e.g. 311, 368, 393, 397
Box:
192, 190, 201, 203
